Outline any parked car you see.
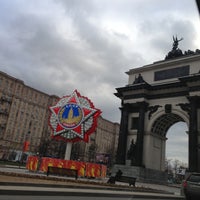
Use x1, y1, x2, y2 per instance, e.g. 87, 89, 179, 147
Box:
182, 172, 200, 200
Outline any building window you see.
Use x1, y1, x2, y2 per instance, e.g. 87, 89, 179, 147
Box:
154, 65, 189, 81
131, 117, 139, 130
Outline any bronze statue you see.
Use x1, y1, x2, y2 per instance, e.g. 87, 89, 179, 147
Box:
133, 73, 145, 84
165, 35, 183, 59
172, 35, 183, 51
127, 139, 136, 160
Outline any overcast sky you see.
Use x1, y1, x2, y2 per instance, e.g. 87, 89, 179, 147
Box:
0, 0, 199, 164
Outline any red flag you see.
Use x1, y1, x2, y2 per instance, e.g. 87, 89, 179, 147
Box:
23, 141, 30, 152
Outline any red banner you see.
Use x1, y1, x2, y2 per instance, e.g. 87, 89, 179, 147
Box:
101, 165, 107, 178
26, 156, 39, 171
27, 156, 107, 178
85, 163, 101, 178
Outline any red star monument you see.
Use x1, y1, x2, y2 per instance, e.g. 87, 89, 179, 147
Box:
49, 90, 101, 142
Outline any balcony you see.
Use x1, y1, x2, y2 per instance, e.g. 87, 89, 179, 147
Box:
0, 96, 12, 103
0, 109, 8, 115
0, 124, 6, 129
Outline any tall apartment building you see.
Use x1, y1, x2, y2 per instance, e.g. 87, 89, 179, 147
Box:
0, 71, 119, 164
0, 71, 58, 160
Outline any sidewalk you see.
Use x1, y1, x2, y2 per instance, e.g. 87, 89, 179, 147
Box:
0, 165, 184, 199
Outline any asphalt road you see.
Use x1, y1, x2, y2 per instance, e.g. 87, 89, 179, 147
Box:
0, 196, 181, 200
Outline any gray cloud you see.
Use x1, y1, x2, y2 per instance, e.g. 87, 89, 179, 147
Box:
0, 0, 199, 161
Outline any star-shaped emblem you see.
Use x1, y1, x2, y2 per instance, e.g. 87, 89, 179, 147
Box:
49, 90, 101, 142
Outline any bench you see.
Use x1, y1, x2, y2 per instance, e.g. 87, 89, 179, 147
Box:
116, 176, 136, 186
47, 166, 78, 180
107, 175, 136, 186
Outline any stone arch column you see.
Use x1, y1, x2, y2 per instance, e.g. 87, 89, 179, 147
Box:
135, 102, 148, 166
188, 96, 199, 172
116, 103, 130, 164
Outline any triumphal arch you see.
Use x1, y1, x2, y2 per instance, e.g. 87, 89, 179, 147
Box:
115, 40, 200, 181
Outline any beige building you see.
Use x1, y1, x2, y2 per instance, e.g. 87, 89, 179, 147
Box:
0, 71, 119, 164
71, 116, 119, 165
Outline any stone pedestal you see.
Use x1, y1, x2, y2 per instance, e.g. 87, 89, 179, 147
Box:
64, 142, 72, 160
112, 164, 167, 184
126, 160, 131, 166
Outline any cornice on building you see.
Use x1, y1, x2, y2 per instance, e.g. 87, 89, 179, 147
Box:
98, 115, 120, 126
0, 70, 59, 98
0, 70, 24, 84
126, 54, 200, 75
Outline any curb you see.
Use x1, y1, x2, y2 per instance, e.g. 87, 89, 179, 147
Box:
0, 171, 170, 194
0, 168, 184, 199
0, 189, 184, 199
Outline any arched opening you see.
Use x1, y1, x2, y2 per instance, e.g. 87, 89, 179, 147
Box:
166, 122, 188, 183
166, 122, 188, 165
150, 113, 188, 173
151, 113, 184, 137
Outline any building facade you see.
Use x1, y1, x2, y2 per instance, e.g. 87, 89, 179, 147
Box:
71, 116, 119, 165
0, 71, 58, 160
115, 50, 200, 177
0, 71, 119, 164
